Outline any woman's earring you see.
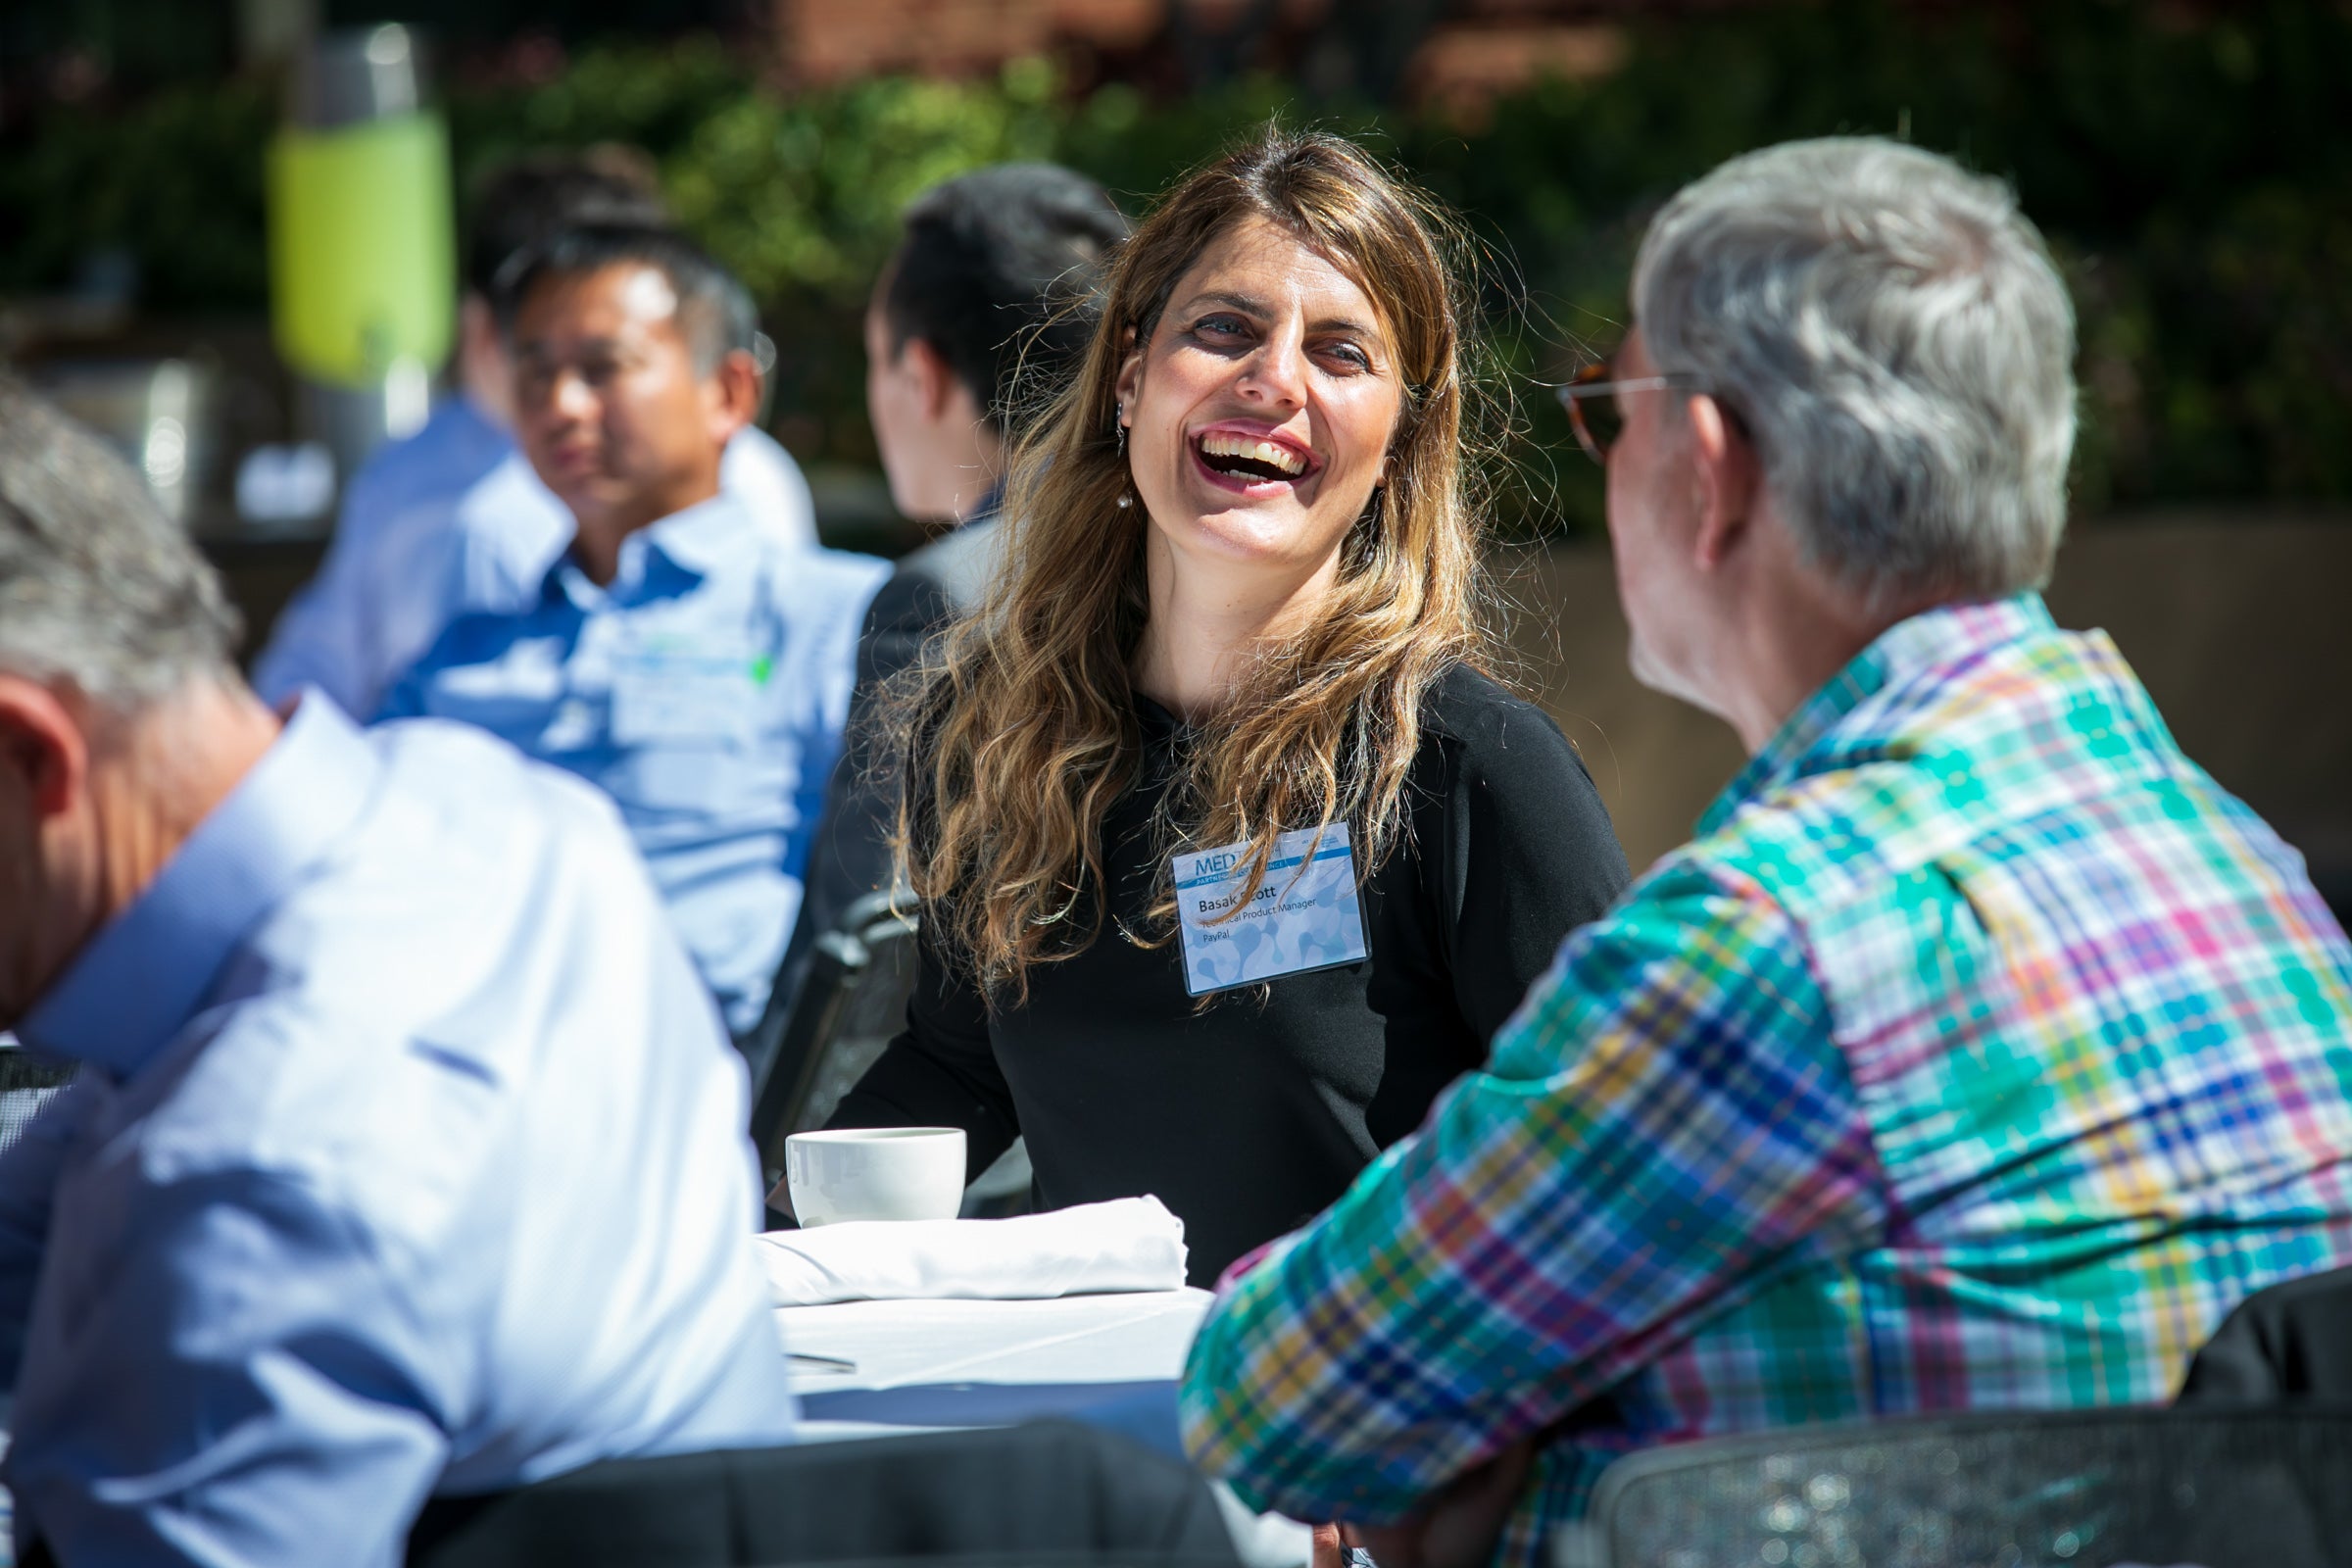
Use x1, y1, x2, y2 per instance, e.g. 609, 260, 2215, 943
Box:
1113, 407, 1134, 508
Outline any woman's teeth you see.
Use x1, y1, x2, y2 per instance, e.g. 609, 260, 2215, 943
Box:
1198, 431, 1307, 479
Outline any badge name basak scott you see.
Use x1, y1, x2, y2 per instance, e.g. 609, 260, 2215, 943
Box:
1170, 823, 1368, 996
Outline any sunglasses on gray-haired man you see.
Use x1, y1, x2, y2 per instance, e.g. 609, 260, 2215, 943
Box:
1550, 353, 1726, 466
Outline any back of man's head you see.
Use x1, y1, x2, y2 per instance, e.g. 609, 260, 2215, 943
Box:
1634, 137, 2077, 611
493, 223, 759, 379
0, 379, 240, 710
463, 148, 670, 304
879, 163, 1130, 432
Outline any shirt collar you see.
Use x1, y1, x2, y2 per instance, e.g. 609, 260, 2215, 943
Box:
1696, 592, 2056, 838
548, 491, 753, 607
639, 491, 756, 576
17, 694, 382, 1081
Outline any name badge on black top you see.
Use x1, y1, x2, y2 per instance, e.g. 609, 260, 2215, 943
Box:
1171, 823, 1369, 997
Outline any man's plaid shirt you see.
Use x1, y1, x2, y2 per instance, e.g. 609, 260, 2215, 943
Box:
1180, 596, 2352, 1563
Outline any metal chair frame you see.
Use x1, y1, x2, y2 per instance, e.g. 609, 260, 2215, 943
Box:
1560, 1403, 2352, 1568
0, 1039, 74, 1158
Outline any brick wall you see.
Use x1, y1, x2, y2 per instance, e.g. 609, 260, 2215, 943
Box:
772, 0, 1660, 98
774, 0, 1160, 83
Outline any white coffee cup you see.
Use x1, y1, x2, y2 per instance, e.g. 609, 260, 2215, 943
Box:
784, 1127, 967, 1226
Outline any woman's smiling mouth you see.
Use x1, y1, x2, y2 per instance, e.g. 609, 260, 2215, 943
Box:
1190, 428, 1319, 493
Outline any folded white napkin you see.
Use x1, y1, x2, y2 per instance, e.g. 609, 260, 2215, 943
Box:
757, 1196, 1189, 1307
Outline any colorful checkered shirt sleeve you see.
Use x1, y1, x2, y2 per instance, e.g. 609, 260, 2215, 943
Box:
1179, 856, 1886, 1529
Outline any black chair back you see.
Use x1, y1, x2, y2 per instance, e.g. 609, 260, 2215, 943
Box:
1562, 1405, 2352, 1568
2178, 1263, 2352, 1405
407, 1419, 1240, 1568
748, 890, 921, 1210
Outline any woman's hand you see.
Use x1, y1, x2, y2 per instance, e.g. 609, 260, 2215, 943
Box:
1324, 1440, 1537, 1568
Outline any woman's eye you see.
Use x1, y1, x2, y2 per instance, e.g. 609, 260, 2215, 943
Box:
1320, 341, 1372, 371
1192, 315, 1250, 341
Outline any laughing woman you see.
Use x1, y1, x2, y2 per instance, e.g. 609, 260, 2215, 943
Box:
829, 128, 1629, 1282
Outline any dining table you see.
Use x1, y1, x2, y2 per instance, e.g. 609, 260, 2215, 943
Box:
776, 1288, 1316, 1566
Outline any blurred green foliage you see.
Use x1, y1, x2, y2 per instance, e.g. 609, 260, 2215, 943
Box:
4, 1, 2346, 534
1, 77, 275, 312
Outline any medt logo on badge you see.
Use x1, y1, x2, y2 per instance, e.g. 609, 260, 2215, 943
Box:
1193, 852, 1239, 879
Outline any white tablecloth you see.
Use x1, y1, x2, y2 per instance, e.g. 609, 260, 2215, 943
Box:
780, 1287, 1212, 1435
776, 1289, 1313, 1566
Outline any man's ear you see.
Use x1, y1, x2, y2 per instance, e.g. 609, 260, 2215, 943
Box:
458, 295, 497, 364
457, 294, 516, 428
705, 349, 762, 444
901, 337, 963, 423
1686, 393, 1757, 573
0, 676, 88, 822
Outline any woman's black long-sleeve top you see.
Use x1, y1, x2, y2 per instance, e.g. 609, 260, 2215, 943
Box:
828, 665, 1631, 1283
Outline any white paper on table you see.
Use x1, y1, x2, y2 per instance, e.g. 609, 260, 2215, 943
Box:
758, 1195, 1187, 1307
777, 1289, 1213, 1393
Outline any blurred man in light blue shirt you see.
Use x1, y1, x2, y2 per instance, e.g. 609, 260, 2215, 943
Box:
252, 150, 816, 719
382, 226, 888, 1034
0, 382, 796, 1567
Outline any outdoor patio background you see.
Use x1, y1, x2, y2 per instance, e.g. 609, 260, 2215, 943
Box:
10, 0, 2348, 906
9, 3, 2348, 544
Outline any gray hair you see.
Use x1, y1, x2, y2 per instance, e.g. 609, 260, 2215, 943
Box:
0, 379, 241, 709
1634, 136, 2077, 608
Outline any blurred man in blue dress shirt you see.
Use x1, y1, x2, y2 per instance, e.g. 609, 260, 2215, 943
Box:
0, 381, 796, 1567
252, 149, 817, 719
382, 227, 889, 1036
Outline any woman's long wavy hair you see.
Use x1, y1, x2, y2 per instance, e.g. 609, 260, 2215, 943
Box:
900, 125, 1494, 1001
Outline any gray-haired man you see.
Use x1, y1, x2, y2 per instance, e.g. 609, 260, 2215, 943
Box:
1181, 137, 2352, 1567
0, 382, 795, 1565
